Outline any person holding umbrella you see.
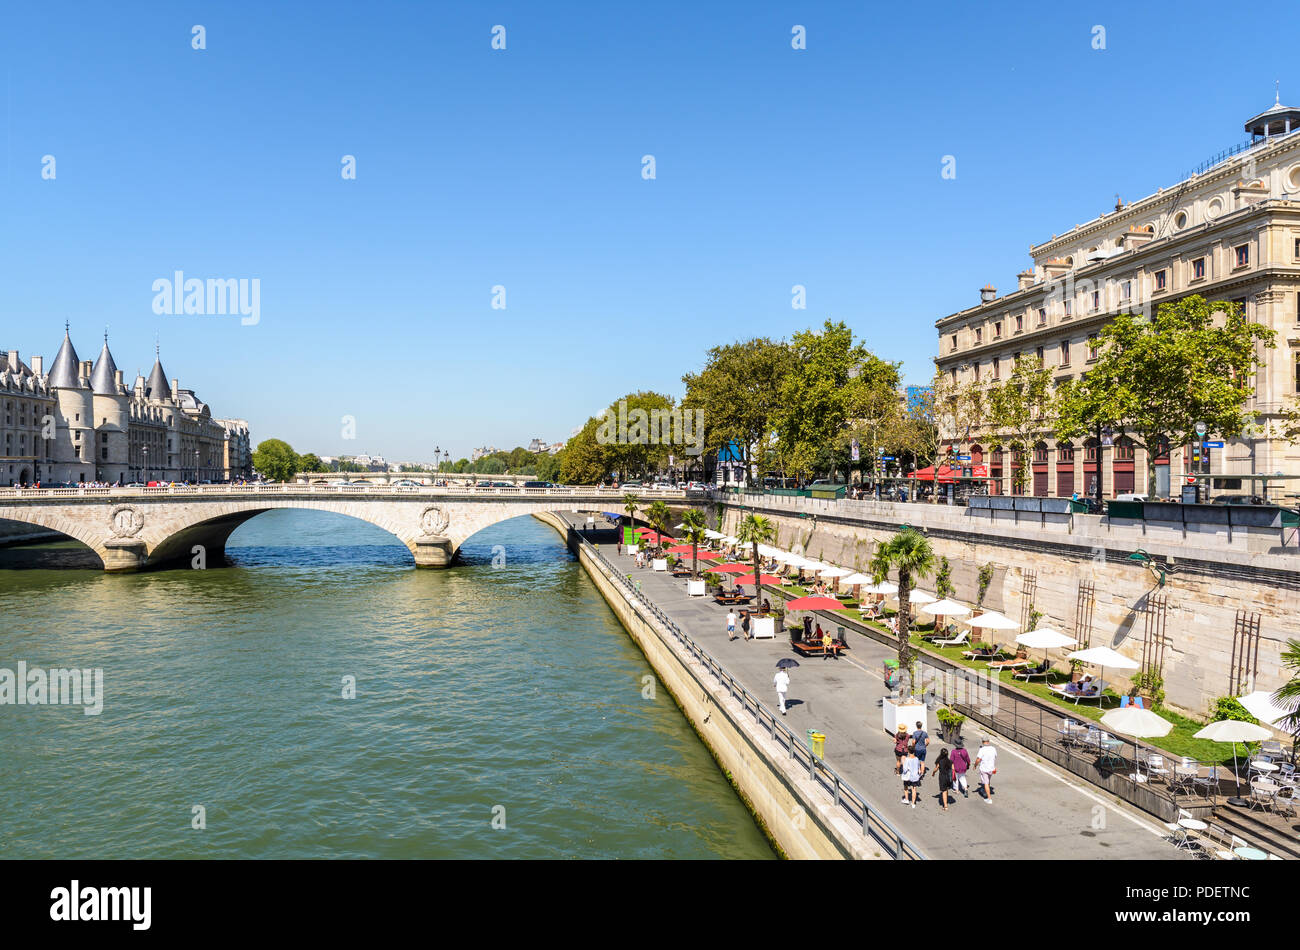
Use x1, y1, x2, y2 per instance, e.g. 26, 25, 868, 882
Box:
774, 659, 797, 715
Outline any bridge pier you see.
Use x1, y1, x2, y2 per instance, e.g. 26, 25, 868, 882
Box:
101, 538, 148, 573
413, 536, 454, 568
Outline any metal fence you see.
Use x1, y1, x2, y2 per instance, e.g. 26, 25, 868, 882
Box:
573, 530, 925, 860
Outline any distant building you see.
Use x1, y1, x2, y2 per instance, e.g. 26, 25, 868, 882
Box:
470, 445, 498, 462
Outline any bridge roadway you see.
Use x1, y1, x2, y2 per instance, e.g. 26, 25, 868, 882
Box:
557, 513, 1187, 860
0, 483, 691, 572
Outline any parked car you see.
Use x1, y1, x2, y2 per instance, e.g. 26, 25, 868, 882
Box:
522, 480, 557, 489
476, 480, 492, 488
491, 481, 512, 488
1113, 493, 1148, 503
1212, 494, 1266, 505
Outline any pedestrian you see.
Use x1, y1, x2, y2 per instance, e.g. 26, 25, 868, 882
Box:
617, 538, 623, 556
802, 615, 812, 640
893, 725, 910, 774
821, 628, 834, 660
911, 720, 929, 764
741, 610, 751, 641
900, 745, 925, 808
774, 667, 790, 715
950, 736, 971, 798
935, 748, 954, 811
726, 609, 737, 641
975, 737, 998, 804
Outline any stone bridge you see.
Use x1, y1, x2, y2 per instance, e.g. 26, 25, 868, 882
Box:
0, 484, 695, 572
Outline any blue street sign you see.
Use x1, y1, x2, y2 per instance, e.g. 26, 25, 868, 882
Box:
879, 456, 896, 461
955, 455, 971, 461
1203, 441, 1224, 448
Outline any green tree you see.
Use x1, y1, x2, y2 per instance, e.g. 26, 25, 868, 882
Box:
298, 453, 323, 473
682, 338, 792, 488
1055, 296, 1274, 498
646, 499, 670, 556
535, 452, 562, 483
986, 356, 1054, 495
871, 529, 935, 690
561, 416, 611, 485
1274, 638, 1300, 756
735, 512, 775, 603
251, 439, 300, 483
773, 320, 899, 482
622, 492, 640, 536
680, 508, 709, 578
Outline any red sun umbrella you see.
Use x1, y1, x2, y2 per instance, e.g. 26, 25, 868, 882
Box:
633, 526, 652, 534
640, 533, 673, 544
666, 545, 716, 557
735, 573, 782, 585
706, 563, 750, 574
785, 595, 847, 611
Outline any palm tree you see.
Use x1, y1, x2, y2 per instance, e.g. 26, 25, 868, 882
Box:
873, 529, 935, 693
735, 512, 775, 603
1273, 638, 1300, 758
647, 499, 670, 556
622, 492, 639, 542
680, 508, 709, 578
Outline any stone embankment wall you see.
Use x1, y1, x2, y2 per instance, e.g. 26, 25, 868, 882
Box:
717, 496, 1300, 722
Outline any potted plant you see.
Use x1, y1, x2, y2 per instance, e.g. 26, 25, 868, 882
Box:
936, 707, 966, 744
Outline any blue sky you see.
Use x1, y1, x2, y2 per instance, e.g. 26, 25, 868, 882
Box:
2, 2, 1295, 461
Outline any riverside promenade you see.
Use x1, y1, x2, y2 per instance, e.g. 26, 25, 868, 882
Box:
560, 515, 1185, 861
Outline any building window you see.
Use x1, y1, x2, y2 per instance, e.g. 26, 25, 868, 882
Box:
993, 357, 1001, 379
1235, 244, 1250, 268
1038, 308, 1047, 325
951, 334, 958, 352
1035, 345, 1044, 362
973, 362, 981, 382
1088, 334, 1100, 360
1116, 439, 1135, 461
1122, 280, 1132, 300
994, 321, 1002, 339
1192, 257, 1206, 280
975, 327, 983, 344
1294, 237, 1300, 260
1091, 290, 1100, 311
1060, 340, 1070, 366
1064, 300, 1073, 318
950, 368, 957, 385
1015, 314, 1024, 332
1155, 269, 1167, 291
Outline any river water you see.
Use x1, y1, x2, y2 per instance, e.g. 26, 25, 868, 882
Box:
0, 510, 773, 859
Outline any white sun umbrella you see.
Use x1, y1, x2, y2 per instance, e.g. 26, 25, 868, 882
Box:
1067, 646, 1138, 706
1101, 706, 1174, 782
1239, 690, 1291, 730
862, 581, 898, 595
919, 599, 970, 617
967, 610, 1019, 630
907, 590, 936, 605
1193, 719, 1275, 796
703, 529, 724, 540
818, 565, 851, 577
1014, 627, 1077, 672
839, 572, 874, 587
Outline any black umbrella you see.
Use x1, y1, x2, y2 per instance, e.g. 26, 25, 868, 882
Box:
776, 658, 800, 669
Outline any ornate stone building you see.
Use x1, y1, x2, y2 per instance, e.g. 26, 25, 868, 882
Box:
0, 330, 251, 486
936, 97, 1300, 501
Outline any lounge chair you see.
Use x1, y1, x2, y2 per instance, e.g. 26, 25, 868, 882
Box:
1014, 660, 1052, 681
1050, 678, 1105, 704
961, 643, 1002, 660
933, 629, 969, 648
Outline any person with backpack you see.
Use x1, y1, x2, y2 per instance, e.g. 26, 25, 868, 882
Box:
894, 726, 910, 774
900, 745, 925, 808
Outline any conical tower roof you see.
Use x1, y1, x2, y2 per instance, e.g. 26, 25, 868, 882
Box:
90, 335, 120, 395
47, 329, 84, 389
146, 356, 170, 400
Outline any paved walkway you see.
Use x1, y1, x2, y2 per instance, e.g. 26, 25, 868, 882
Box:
565, 516, 1185, 860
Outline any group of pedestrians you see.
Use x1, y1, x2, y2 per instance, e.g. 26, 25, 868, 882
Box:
894, 722, 998, 811
726, 609, 752, 642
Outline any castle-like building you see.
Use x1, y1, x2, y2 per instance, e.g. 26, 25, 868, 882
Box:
0, 330, 251, 486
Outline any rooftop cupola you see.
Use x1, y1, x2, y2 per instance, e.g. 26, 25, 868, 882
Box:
90, 332, 120, 395
1245, 85, 1300, 141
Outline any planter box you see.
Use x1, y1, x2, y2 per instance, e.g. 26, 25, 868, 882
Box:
651, 558, 668, 571
883, 697, 927, 736
752, 617, 775, 639
686, 579, 706, 597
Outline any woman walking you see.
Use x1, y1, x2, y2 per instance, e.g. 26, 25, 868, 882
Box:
935, 748, 954, 811
894, 725, 910, 774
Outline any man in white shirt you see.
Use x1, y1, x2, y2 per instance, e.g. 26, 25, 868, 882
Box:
975, 738, 997, 804
773, 668, 790, 714
726, 610, 737, 641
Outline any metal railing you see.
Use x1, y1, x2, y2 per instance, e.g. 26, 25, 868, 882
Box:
0, 484, 689, 501
574, 531, 925, 860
